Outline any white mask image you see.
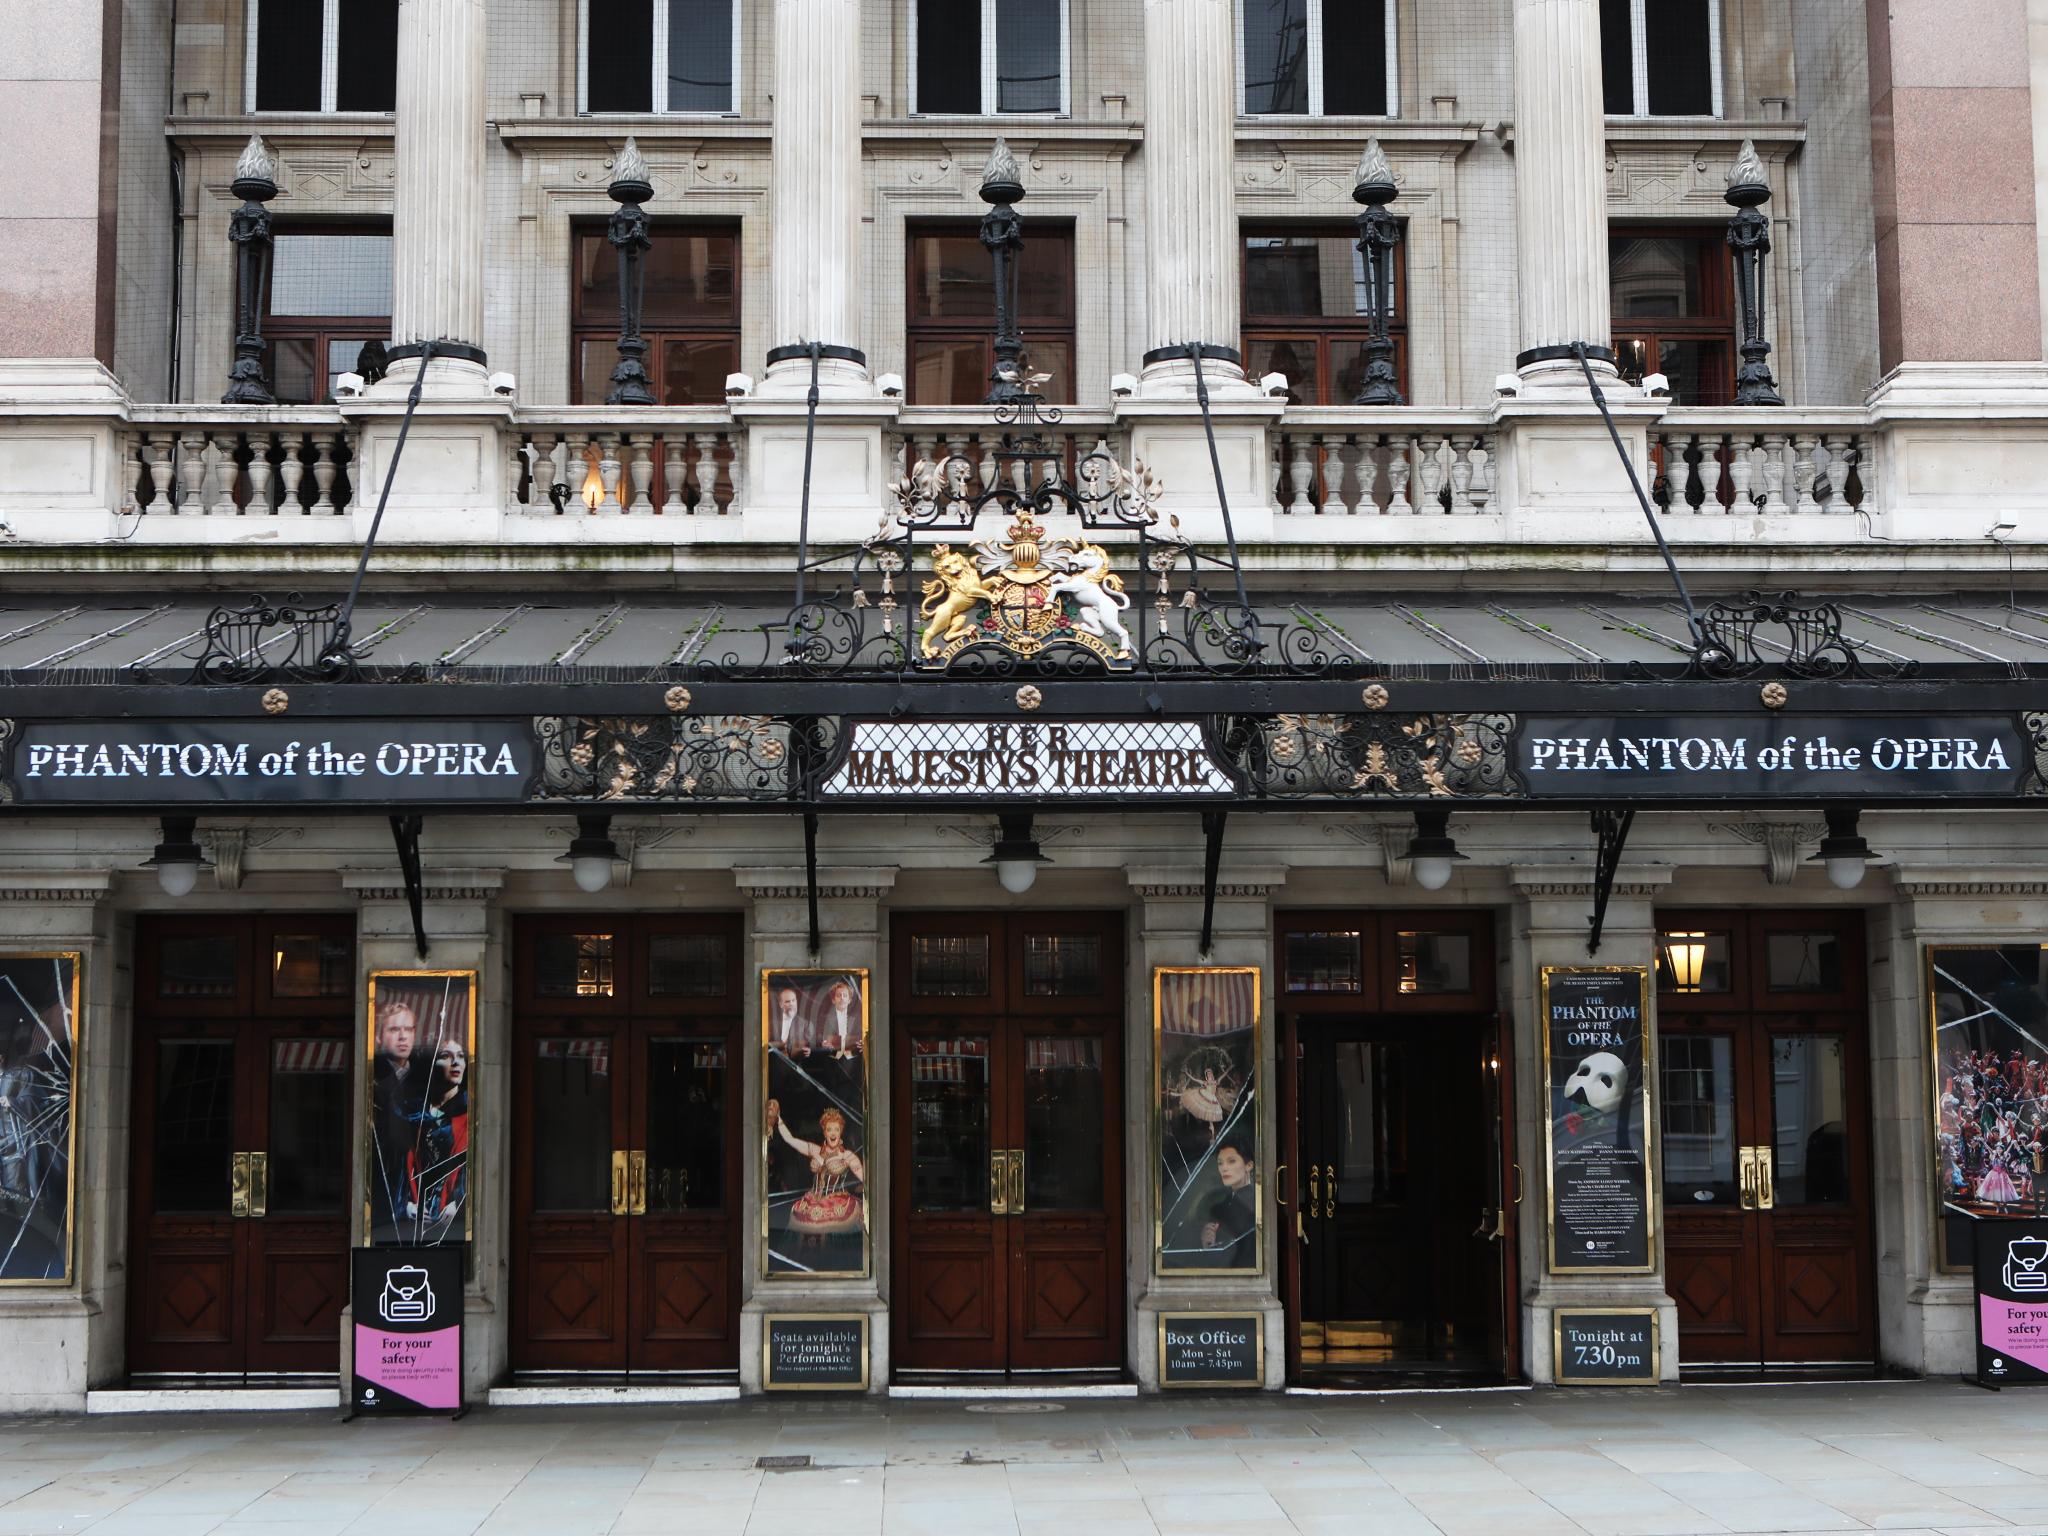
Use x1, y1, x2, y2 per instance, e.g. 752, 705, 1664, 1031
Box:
1564, 1052, 1627, 1115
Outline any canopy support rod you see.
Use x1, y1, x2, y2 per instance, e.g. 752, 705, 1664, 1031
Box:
389, 812, 429, 961
1187, 344, 1257, 626
787, 343, 824, 654
804, 811, 822, 958
1199, 809, 1228, 958
328, 341, 436, 667
1586, 807, 1636, 957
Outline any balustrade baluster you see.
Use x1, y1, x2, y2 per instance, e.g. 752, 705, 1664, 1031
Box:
626, 437, 654, 512
1317, 436, 1345, 515
1386, 436, 1413, 510
246, 433, 274, 515
1791, 434, 1817, 514
1286, 435, 1314, 515
1448, 434, 1475, 514
310, 434, 338, 512
1357, 437, 1381, 513
278, 431, 306, 513
1759, 432, 1790, 514
1269, 432, 1286, 515
177, 431, 205, 512
208, 434, 240, 516
1417, 435, 1447, 513
1467, 437, 1493, 513
146, 434, 174, 511
1814, 434, 1842, 510
723, 434, 743, 514
1727, 435, 1756, 511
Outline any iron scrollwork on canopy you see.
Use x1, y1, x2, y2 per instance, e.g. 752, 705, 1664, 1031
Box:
168, 594, 362, 685
532, 714, 837, 803
1209, 711, 1523, 800
1691, 590, 1912, 680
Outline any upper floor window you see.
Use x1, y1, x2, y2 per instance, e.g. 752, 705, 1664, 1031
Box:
906, 222, 1075, 403
1238, 0, 1395, 117
1610, 228, 1733, 405
911, 0, 1069, 116
571, 224, 741, 404
247, 0, 398, 113
581, 0, 739, 114
1240, 225, 1405, 404
1600, 0, 1720, 117
260, 226, 393, 404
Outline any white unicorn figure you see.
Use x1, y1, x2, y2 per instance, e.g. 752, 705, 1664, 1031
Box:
1046, 542, 1133, 654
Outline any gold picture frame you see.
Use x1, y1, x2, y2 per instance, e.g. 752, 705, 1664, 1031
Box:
761, 967, 871, 1280
363, 970, 478, 1246
1551, 1306, 1660, 1385
1156, 1311, 1265, 1388
1153, 965, 1262, 1277
1540, 964, 1656, 1275
762, 1312, 871, 1391
0, 951, 81, 1286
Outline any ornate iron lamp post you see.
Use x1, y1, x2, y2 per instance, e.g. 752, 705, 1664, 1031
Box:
223, 135, 279, 406
979, 138, 1034, 405
1725, 139, 1783, 407
605, 137, 657, 407
1351, 139, 1403, 406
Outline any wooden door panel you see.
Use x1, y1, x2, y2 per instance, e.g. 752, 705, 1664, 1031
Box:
523, 1242, 625, 1349
138, 1249, 238, 1354
248, 1240, 348, 1366
630, 1224, 737, 1370
1763, 1216, 1871, 1358
901, 1229, 1005, 1365
1665, 1231, 1757, 1357
1012, 1234, 1112, 1361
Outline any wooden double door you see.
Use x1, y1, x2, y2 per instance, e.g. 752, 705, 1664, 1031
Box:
1658, 911, 1876, 1369
128, 916, 355, 1377
512, 915, 743, 1374
892, 912, 1124, 1376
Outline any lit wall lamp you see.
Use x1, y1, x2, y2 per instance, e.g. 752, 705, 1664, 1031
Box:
983, 811, 1050, 895
1404, 808, 1466, 892
1810, 807, 1876, 890
1660, 930, 1709, 992
142, 815, 210, 897
559, 813, 620, 894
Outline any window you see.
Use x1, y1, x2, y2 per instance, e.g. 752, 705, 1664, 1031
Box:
246, 0, 398, 113
1610, 229, 1733, 406
571, 224, 741, 404
906, 223, 1076, 404
581, 0, 739, 114
258, 227, 393, 405
1241, 225, 1405, 404
1600, 0, 1720, 117
911, 0, 1069, 116
1238, 0, 1395, 117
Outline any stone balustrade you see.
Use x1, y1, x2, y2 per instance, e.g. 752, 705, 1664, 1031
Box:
123, 409, 357, 517
1268, 412, 1499, 516
508, 410, 743, 516
1651, 410, 1874, 516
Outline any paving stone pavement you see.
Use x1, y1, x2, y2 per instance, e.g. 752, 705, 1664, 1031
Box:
3, 1381, 2048, 1536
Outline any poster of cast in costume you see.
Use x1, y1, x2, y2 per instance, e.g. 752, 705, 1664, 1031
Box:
366, 973, 475, 1247
1156, 968, 1261, 1272
1931, 947, 2048, 1221
1543, 966, 1652, 1271
0, 955, 77, 1282
763, 970, 869, 1276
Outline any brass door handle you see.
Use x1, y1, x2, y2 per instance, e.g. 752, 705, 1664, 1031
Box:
1755, 1145, 1775, 1211
1307, 1164, 1321, 1218
230, 1151, 251, 1219
611, 1150, 629, 1216
991, 1149, 1009, 1215
249, 1151, 269, 1219
1737, 1146, 1758, 1210
1275, 1163, 1290, 1210
1513, 1161, 1525, 1205
1296, 1210, 1307, 1244
628, 1151, 648, 1216
1009, 1148, 1027, 1215
1323, 1163, 1337, 1218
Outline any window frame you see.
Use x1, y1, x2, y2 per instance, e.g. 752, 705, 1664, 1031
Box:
1239, 221, 1408, 406
906, 0, 1073, 118
568, 219, 744, 406
576, 0, 743, 117
244, 0, 395, 115
903, 219, 1078, 406
1608, 222, 1736, 408
253, 220, 394, 406
1605, 0, 1723, 120
1234, 0, 1399, 119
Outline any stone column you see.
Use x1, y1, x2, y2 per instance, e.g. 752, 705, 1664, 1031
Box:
762, 0, 869, 397
388, 0, 488, 388
1137, 0, 1250, 396
1510, 0, 1616, 390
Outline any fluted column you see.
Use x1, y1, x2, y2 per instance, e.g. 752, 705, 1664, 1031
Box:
1138, 0, 1249, 394
1512, 0, 1616, 388
764, 0, 868, 395
389, 0, 487, 384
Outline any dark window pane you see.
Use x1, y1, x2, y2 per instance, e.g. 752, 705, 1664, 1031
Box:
660, 336, 740, 404
910, 934, 991, 996
1322, 0, 1388, 115
159, 935, 238, 999
269, 337, 319, 406
668, 0, 733, 111
1599, 0, 1635, 115
1645, 0, 1715, 116
1245, 235, 1365, 318
909, 337, 988, 405
1024, 1036, 1102, 1209
1333, 1039, 1407, 1201
269, 234, 393, 318
917, 0, 982, 113
154, 1041, 236, 1212
588, 0, 655, 112
1657, 930, 1732, 994
1024, 934, 1102, 997
335, 0, 399, 112
1395, 931, 1473, 995
1242, 0, 1309, 114
1772, 1035, 1849, 1205
535, 933, 617, 998
910, 1037, 991, 1211
255, 0, 323, 111
577, 230, 738, 324
911, 233, 995, 319
1018, 337, 1072, 402
269, 1038, 349, 1214
995, 0, 1062, 112
646, 1041, 725, 1210
1766, 933, 1844, 994
272, 934, 353, 998
1659, 1034, 1737, 1204
1610, 237, 1717, 319
1655, 338, 1733, 407
1245, 336, 1318, 403
649, 933, 727, 997
532, 1039, 613, 1211
1284, 930, 1361, 993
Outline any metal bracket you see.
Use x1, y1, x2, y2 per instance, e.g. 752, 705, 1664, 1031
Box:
1586, 807, 1636, 957
1199, 809, 1227, 957
803, 810, 822, 959
389, 813, 429, 961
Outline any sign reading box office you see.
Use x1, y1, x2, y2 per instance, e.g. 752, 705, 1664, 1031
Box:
1158, 1313, 1263, 1388
1542, 967, 1654, 1273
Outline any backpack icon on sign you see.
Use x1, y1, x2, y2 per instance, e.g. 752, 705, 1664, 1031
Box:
379, 1265, 435, 1323
2006, 1237, 2048, 1294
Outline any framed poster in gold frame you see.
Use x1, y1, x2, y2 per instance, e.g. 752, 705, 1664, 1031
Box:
1540, 965, 1656, 1275
761, 967, 871, 1279
0, 951, 81, 1285
363, 970, 477, 1246
1154, 965, 1262, 1276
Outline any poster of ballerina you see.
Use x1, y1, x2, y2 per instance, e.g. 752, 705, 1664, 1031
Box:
0, 953, 80, 1284
1929, 946, 2048, 1265
762, 969, 869, 1277
1156, 966, 1261, 1274
364, 971, 476, 1247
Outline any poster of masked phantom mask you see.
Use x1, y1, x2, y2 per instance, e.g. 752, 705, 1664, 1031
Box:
365, 971, 476, 1246
762, 969, 869, 1277
1542, 965, 1653, 1273
0, 953, 79, 1284
1156, 967, 1261, 1274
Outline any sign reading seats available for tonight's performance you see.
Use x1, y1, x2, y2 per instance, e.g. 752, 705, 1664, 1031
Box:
351, 1245, 464, 1414
1975, 1218, 2048, 1386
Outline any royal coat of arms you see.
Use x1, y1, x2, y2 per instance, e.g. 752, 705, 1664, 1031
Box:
918, 515, 1134, 667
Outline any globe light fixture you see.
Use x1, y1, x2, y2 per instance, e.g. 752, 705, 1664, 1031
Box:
1404, 808, 1466, 891
1809, 806, 1875, 891
559, 813, 620, 894
142, 815, 209, 897
983, 811, 1050, 895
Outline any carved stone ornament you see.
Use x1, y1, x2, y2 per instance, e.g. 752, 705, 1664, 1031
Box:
1362, 683, 1390, 710
1712, 819, 1825, 885
664, 685, 693, 713
1015, 684, 1043, 711
261, 688, 290, 715
1760, 681, 1788, 709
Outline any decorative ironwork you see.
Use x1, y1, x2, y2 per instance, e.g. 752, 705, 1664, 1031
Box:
172, 595, 359, 685
1351, 140, 1403, 407
1694, 591, 1906, 680
979, 139, 1037, 405
1724, 140, 1784, 408
533, 714, 818, 803
223, 136, 279, 407
605, 137, 657, 407
1211, 712, 1522, 800
1586, 807, 1636, 956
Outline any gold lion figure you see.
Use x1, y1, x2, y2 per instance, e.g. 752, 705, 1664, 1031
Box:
918, 546, 1000, 658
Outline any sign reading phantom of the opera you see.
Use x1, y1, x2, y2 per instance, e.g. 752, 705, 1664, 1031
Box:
10, 721, 535, 804
1519, 715, 2025, 798
821, 721, 1234, 798
1543, 966, 1653, 1273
